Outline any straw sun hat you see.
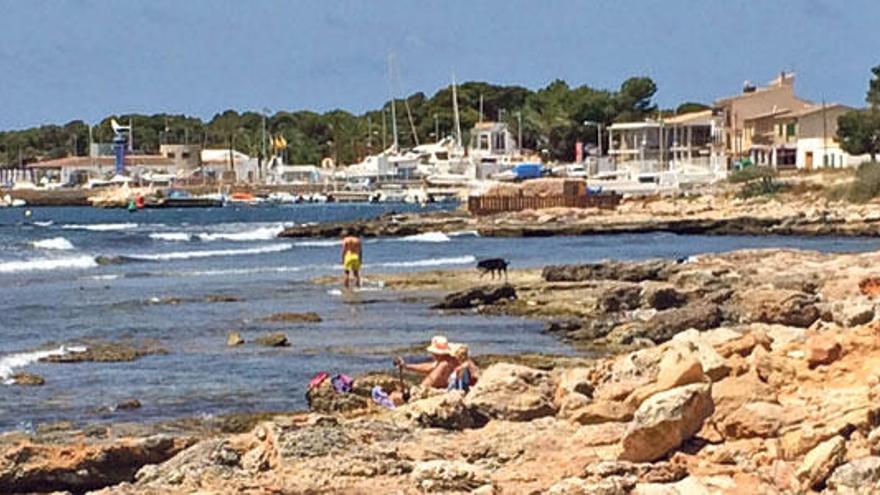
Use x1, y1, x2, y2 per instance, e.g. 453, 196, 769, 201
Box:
426, 335, 455, 355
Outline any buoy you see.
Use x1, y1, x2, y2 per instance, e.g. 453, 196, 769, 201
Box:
127, 200, 137, 213
135, 195, 145, 209
24, 209, 32, 218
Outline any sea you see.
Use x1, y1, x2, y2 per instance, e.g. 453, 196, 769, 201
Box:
1, 203, 879, 432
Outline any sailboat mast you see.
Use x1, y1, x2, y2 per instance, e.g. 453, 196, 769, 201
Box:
388, 53, 399, 152
452, 73, 463, 149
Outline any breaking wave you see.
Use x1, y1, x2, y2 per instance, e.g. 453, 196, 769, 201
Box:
127, 243, 294, 261
31, 237, 75, 250
1, 345, 88, 384
401, 232, 451, 243
196, 225, 284, 242
62, 223, 138, 232
0, 255, 98, 274
295, 239, 341, 247
150, 232, 193, 242
373, 255, 476, 268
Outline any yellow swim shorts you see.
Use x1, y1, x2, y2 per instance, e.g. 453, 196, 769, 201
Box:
343, 252, 361, 272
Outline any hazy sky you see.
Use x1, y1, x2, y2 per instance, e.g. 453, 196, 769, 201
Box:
1, 0, 877, 130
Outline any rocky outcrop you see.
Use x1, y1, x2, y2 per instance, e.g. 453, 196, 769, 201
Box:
262, 312, 322, 323
394, 391, 477, 430
432, 284, 516, 310
10, 372, 44, 386
0, 435, 193, 493
827, 456, 880, 491
542, 259, 678, 283
40, 341, 168, 363
619, 383, 714, 462
733, 289, 820, 327
464, 363, 556, 421
226, 331, 245, 346
797, 436, 846, 490
411, 460, 491, 493
254, 332, 289, 347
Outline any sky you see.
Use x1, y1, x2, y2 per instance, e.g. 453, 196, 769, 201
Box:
0, 0, 878, 130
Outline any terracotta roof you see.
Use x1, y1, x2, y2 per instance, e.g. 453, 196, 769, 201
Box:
782, 103, 853, 119
743, 108, 792, 121
28, 155, 177, 169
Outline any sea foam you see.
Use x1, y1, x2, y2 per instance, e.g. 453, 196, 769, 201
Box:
31, 237, 75, 250
373, 255, 476, 268
401, 232, 451, 243
129, 243, 294, 261
62, 223, 138, 232
0, 255, 98, 274
0, 345, 87, 384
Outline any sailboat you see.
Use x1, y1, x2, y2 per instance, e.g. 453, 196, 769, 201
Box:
424, 74, 475, 187
344, 54, 420, 183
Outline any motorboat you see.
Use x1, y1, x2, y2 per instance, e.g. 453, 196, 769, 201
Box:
159, 189, 223, 208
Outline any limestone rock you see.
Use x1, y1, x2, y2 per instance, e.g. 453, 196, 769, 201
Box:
394, 391, 476, 430
10, 372, 44, 386
598, 282, 642, 312
432, 284, 516, 310
834, 302, 875, 327
734, 289, 820, 327
411, 460, 490, 493
796, 435, 846, 489
828, 456, 880, 490
554, 367, 595, 417
719, 401, 784, 439
542, 259, 677, 283
255, 332, 289, 347
668, 332, 730, 381
569, 400, 633, 425
548, 476, 634, 495
262, 312, 322, 323
226, 331, 245, 346
619, 383, 714, 463
806, 334, 842, 368
464, 363, 556, 421
643, 286, 688, 311
638, 303, 722, 344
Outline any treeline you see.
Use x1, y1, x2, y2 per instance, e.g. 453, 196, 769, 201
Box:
0, 76, 707, 167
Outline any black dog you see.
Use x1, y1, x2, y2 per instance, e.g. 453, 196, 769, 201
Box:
477, 258, 509, 280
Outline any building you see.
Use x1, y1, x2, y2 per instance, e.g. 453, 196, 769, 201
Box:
746, 103, 870, 170
606, 109, 726, 174
200, 149, 261, 183
468, 122, 522, 179
713, 72, 814, 161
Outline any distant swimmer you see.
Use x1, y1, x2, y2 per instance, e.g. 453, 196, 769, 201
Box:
341, 230, 362, 289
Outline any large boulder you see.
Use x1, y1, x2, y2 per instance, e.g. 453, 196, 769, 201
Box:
254, 332, 289, 347
394, 391, 476, 430
464, 363, 556, 421
619, 383, 714, 463
569, 400, 634, 425
629, 303, 722, 344
432, 284, 516, 310
796, 435, 846, 489
733, 289, 820, 327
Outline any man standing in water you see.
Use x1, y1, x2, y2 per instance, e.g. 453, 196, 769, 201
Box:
341, 230, 362, 289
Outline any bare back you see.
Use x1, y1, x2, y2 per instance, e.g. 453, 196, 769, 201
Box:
341, 236, 362, 256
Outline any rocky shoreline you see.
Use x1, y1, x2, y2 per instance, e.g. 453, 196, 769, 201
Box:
6, 246, 880, 493
278, 192, 880, 239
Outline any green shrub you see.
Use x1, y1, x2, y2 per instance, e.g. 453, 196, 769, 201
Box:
828, 162, 880, 203
728, 166, 783, 198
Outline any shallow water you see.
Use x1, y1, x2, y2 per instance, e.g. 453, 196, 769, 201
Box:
1, 204, 878, 431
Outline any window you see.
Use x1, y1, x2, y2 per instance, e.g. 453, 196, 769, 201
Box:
479, 135, 489, 150
166, 152, 176, 159
785, 122, 796, 137
181, 152, 191, 159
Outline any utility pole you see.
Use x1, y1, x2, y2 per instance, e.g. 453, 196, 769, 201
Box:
479, 94, 484, 123
822, 98, 828, 168
434, 114, 439, 141
516, 111, 522, 151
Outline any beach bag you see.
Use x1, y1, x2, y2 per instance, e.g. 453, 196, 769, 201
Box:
331, 374, 354, 394
371, 386, 396, 409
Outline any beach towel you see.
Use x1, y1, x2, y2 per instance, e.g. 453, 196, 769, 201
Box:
308, 371, 329, 391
